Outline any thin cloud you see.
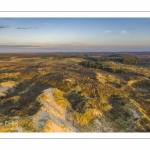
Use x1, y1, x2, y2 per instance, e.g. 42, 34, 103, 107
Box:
44, 23, 50, 25
121, 30, 130, 34
16, 27, 37, 30
104, 30, 111, 34
0, 25, 10, 29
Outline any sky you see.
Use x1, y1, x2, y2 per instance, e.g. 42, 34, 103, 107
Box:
0, 18, 150, 53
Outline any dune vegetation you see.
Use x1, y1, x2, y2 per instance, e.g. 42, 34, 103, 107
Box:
0, 52, 150, 132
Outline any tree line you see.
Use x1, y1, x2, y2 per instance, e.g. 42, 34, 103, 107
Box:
107, 54, 139, 65
79, 60, 129, 74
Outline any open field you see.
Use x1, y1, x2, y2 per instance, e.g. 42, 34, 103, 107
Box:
0, 52, 150, 132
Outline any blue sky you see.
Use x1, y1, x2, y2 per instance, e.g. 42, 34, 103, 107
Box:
0, 18, 150, 52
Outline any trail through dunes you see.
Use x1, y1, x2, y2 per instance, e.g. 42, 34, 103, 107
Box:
32, 88, 76, 132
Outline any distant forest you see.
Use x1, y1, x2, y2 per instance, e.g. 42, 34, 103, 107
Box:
0, 52, 149, 67
79, 53, 139, 74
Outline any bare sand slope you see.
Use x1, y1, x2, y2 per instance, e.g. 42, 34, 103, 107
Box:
0, 81, 16, 97
33, 88, 76, 132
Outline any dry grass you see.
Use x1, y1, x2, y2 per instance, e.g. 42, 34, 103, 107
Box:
53, 88, 71, 109
73, 108, 101, 126
0, 54, 150, 132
